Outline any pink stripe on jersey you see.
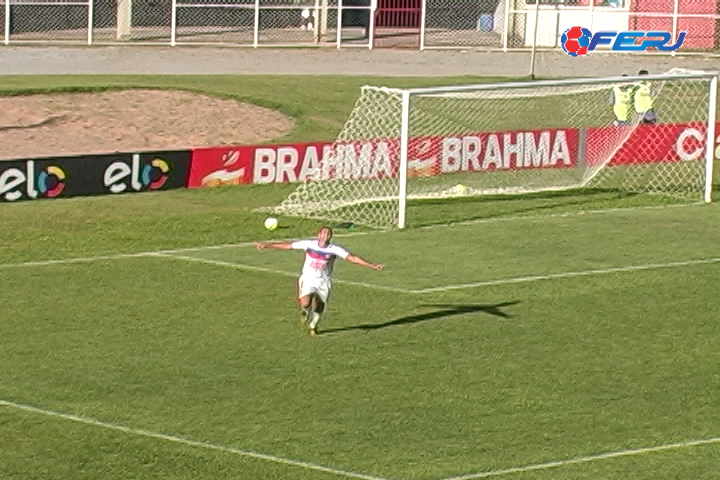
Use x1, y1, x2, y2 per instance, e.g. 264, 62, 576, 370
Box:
307, 249, 333, 260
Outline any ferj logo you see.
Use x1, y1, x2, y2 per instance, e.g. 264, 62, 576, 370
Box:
560, 26, 593, 57
561, 27, 686, 56
104, 155, 171, 193
0, 161, 66, 202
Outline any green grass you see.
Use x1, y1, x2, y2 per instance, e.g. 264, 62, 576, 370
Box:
0, 75, 719, 480
1, 198, 718, 480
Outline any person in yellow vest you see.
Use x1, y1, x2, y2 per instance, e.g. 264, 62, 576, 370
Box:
634, 69, 657, 124
608, 74, 635, 126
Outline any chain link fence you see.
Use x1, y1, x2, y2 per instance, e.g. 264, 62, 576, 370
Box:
174, 1, 255, 46
422, 0, 504, 49
1, 0, 719, 55
1, 1, 6, 43
6, 0, 90, 43
0, 0, 367, 46
91, 0, 172, 43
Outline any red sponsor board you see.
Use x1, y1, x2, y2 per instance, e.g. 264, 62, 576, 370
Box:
408, 128, 578, 177
585, 122, 715, 167
188, 147, 255, 188
254, 140, 399, 183
188, 127, 579, 187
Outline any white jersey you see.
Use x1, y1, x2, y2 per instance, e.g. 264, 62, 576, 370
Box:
291, 240, 350, 280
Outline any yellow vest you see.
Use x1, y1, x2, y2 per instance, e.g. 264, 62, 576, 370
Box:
634, 81, 654, 113
613, 85, 634, 121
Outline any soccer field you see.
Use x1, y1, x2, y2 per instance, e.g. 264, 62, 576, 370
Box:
1, 186, 719, 480
1, 75, 719, 480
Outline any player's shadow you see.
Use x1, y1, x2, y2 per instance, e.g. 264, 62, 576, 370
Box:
418, 189, 641, 227
323, 301, 520, 334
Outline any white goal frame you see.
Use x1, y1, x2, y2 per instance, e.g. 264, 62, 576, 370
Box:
392, 71, 718, 229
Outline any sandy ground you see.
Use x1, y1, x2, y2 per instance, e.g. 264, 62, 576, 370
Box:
0, 89, 294, 160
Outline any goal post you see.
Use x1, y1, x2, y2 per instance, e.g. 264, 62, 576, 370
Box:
705, 74, 718, 204
398, 89, 411, 229
268, 70, 719, 230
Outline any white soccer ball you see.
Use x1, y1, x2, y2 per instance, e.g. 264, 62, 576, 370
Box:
264, 217, 279, 231
452, 184, 468, 195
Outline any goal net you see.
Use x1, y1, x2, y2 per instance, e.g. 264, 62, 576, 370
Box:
267, 70, 717, 229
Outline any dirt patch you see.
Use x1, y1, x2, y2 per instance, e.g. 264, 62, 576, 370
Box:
0, 89, 295, 161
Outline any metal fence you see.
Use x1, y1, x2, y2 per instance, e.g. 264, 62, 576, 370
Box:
2, 0, 719, 55
2, 0, 374, 47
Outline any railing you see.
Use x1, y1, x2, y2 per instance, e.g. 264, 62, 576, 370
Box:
2, 0, 719, 55
2, 0, 374, 47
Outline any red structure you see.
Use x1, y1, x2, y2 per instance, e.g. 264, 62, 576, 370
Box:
372, 0, 422, 48
374, 0, 422, 28
630, 0, 720, 49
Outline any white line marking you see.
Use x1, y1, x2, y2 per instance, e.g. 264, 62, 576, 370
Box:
0, 203, 704, 271
2, 251, 718, 296
155, 203, 702, 253
0, 252, 162, 269
160, 253, 414, 294
405, 202, 702, 233
440, 436, 720, 480
414, 257, 720, 293
164, 254, 720, 294
0, 399, 391, 480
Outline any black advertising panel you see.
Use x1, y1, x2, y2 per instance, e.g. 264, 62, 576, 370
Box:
0, 158, 72, 202
92, 150, 191, 196
0, 150, 191, 203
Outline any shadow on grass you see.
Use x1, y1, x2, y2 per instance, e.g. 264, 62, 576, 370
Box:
408, 189, 648, 228
322, 301, 520, 335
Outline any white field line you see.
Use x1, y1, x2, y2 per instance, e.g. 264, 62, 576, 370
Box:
162, 254, 720, 294
440, 436, 720, 480
153, 203, 702, 254
0, 399, 392, 480
0, 203, 703, 271
0, 251, 162, 269
415, 257, 720, 293
160, 253, 414, 294
2, 250, 718, 296
402, 202, 702, 233
6, 399, 715, 480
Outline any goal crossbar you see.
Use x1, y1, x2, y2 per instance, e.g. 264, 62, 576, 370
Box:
396, 71, 719, 95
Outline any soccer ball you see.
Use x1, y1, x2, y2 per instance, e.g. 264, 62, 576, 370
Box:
264, 217, 279, 230
452, 184, 468, 195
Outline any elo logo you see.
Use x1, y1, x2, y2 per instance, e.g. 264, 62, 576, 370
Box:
104, 154, 170, 194
0, 162, 66, 202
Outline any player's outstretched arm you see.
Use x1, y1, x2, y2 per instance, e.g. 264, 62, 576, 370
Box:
255, 241, 294, 250
345, 254, 383, 271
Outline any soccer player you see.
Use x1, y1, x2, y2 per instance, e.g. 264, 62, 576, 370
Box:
255, 226, 383, 336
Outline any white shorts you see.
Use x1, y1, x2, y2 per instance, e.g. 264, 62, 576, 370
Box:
298, 275, 332, 304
